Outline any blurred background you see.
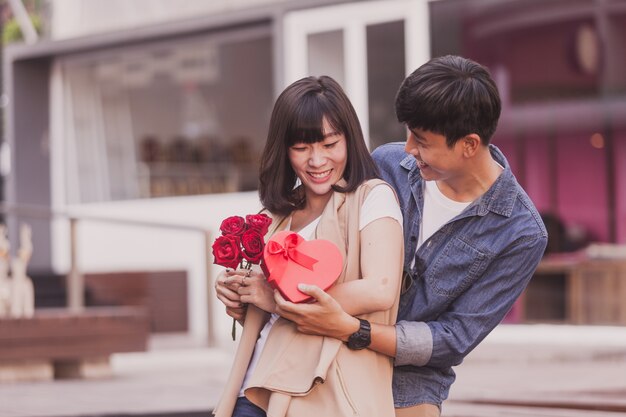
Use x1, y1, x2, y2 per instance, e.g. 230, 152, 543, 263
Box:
1, 0, 626, 416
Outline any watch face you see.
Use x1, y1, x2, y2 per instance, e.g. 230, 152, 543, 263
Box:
348, 320, 371, 350
350, 333, 369, 349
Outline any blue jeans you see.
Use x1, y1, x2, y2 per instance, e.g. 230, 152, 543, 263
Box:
233, 396, 266, 417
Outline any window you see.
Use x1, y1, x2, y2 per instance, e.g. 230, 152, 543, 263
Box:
58, 26, 273, 203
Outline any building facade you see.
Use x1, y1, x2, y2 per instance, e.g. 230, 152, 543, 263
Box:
4, 0, 625, 343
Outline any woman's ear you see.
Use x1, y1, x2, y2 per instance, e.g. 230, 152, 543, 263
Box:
461, 134, 481, 157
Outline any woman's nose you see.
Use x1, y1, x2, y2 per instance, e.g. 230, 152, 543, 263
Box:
308, 148, 326, 167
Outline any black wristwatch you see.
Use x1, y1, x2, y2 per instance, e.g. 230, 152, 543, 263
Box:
347, 318, 371, 350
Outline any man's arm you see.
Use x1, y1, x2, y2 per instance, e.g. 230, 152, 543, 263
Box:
395, 234, 547, 368
273, 214, 403, 355
276, 234, 547, 366
274, 284, 398, 358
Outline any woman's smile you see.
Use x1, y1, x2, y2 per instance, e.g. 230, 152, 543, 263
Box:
307, 169, 333, 182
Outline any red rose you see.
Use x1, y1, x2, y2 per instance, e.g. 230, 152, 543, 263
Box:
245, 213, 273, 236
212, 235, 242, 269
220, 216, 246, 236
241, 229, 265, 264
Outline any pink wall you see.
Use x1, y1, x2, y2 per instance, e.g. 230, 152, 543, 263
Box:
614, 131, 626, 243
555, 132, 608, 242
522, 134, 552, 214
495, 130, 616, 245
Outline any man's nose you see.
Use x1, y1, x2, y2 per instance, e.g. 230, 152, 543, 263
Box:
405, 137, 419, 156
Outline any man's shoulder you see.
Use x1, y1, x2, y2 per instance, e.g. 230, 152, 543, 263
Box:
371, 142, 407, 163
492, 173, 548, 243
372, 142, 407, 159
512, 184, 548, 239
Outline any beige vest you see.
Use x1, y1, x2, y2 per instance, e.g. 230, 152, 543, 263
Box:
214, 179, 402, 417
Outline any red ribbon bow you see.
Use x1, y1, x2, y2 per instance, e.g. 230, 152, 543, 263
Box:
266, 233, 318, 272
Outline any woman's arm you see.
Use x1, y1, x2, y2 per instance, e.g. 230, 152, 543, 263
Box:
235, 216, 404, 316
326, 216, 403, 315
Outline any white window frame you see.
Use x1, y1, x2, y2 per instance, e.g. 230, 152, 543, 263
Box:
283, 0, 431, 146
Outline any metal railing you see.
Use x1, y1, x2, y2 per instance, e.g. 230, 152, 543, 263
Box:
0, 202, 216, 345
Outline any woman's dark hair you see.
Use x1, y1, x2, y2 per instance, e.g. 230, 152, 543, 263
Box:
259, 76, 379, 216
395, 55, 501, 147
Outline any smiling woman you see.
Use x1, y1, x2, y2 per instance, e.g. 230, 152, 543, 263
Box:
213, 75, 404, 417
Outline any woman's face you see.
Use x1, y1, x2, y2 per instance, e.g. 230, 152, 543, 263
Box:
288, 117, 348, 202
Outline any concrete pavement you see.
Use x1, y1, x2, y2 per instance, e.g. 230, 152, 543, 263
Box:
1, 324, 626, 417
446, 325, 626, 416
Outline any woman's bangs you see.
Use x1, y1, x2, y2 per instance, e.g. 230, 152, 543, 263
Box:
286, 96, 328, 146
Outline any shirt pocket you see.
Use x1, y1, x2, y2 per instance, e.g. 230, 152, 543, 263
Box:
425, 237, 490, 298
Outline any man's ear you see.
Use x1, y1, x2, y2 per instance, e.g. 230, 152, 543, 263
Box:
461, 134, 481, 157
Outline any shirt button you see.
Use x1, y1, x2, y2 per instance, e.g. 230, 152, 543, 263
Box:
427, 241, 432, 247
410, 236, 417, 242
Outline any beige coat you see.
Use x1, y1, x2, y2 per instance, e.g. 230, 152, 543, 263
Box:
214, 179, 402, 417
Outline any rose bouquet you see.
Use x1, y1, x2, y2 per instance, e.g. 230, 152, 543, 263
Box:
212, 213, 272, 340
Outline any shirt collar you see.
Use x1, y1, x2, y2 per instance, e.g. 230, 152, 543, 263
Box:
478, 145, 518, 217
400, 153, 417, 171
398, 144, 519, 217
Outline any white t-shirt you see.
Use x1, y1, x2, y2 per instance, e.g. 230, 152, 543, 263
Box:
418, 180, 472, 248
413, 161, 504, 262
409, 180, 471, 269
239, 184, 402, 396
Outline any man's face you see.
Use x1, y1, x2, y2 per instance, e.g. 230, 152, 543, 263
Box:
404, 127, 465, 181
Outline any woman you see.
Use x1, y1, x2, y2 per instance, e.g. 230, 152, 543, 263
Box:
214, 76, 403, 417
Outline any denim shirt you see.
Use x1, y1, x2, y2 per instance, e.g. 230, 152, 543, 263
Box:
372, 143, 548, 408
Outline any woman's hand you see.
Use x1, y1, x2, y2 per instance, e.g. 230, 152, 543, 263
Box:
215, 269, 247, 323
228, 269, 276, 314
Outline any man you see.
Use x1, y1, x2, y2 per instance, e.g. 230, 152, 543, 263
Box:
275, 55, 548, 416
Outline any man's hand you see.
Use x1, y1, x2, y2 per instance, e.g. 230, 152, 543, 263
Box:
274, 284, 360, 341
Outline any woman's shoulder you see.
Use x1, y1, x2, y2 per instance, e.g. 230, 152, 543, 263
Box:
349, 179, 399, 207
357, 178, 396, 194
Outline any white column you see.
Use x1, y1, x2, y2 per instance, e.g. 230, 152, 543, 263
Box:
343, 23, 370, 147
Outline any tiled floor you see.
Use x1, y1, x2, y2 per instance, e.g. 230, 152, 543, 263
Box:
1, 325, 626, 417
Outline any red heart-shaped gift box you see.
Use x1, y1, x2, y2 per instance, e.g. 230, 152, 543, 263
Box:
262, 230, 344, 303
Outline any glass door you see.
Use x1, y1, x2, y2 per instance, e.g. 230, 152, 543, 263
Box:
283, 0, 430, 149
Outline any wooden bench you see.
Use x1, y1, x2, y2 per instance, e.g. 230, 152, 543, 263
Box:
85, 270, 188, 333
0, 306, 149, 382
524, 253, 626, 325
